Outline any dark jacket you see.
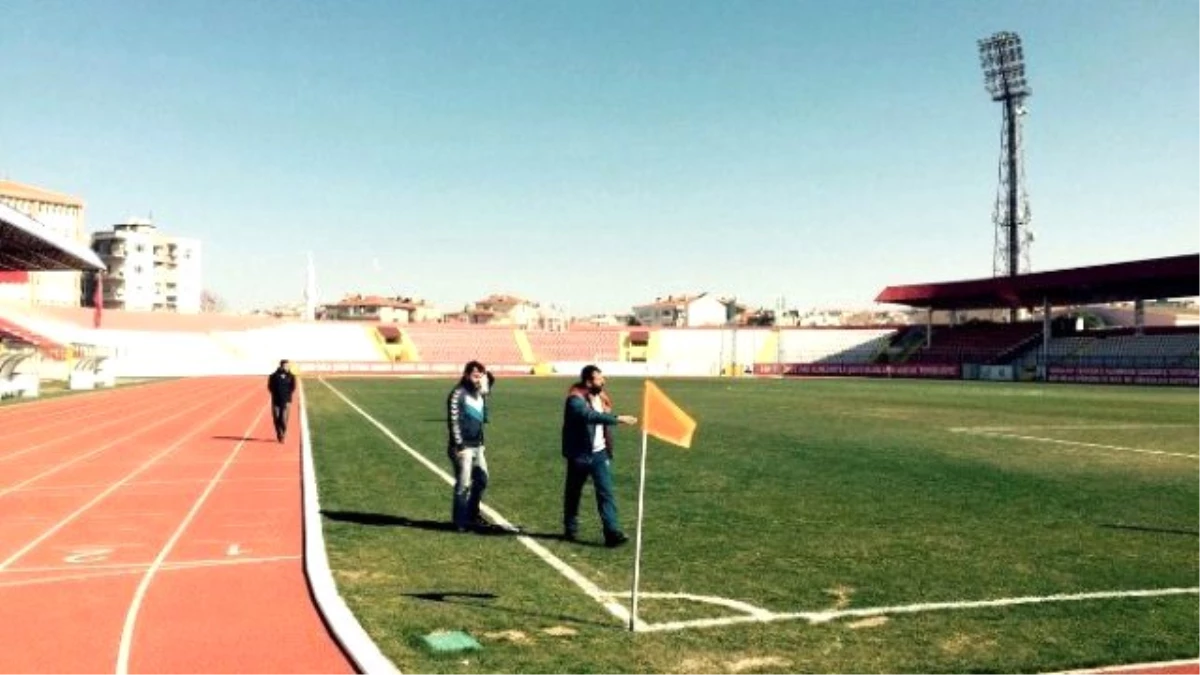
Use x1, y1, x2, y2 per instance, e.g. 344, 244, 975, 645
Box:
561, 385, 618, 460
447, 384, 488, 453
267, 368, 296, 405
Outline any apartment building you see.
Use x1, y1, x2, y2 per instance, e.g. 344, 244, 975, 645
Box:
632, 293, 738, 327
88, 218, 202, 313
0, 179, 87, 306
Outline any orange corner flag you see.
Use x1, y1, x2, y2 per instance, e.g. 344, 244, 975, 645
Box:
642, 380, 697, 448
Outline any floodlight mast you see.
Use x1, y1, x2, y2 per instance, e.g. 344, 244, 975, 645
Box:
978, 31, 1033, 291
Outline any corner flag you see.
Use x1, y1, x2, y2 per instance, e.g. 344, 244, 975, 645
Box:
642, 380, 697, 448
629, 380, 697, 631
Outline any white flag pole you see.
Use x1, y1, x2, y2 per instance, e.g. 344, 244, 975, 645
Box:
629, 426, 650, 632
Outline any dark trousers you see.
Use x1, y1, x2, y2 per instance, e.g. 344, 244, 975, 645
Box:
563, 452, 621, 538
272, 402, 290, 440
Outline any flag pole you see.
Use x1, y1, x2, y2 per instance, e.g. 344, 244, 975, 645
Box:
629, 425, 649, 632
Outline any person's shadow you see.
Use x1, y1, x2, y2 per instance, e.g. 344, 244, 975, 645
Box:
1098, 523, 1199, 536
320, 510, 601, 544
399, 590, 615, 629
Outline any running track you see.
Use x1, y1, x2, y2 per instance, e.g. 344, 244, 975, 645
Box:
0, 377, 352, 673
1, 377, 1192, 674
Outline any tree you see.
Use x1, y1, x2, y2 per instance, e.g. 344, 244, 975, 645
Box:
200, 289, 227, 313
746, 308, 776, 327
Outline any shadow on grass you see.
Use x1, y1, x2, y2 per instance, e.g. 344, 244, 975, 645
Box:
400, 590, 618, 629
1098, 523, 1199, 537
320, 510, 604, 545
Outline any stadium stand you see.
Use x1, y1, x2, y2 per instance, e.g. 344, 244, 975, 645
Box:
778, 328, 895, 364
904, 322, 1043, 365
525, 328, 622, 362
401, 324, 525, 364
222, 323, 389, 366
0, 311, 70, 359
1037, 328, 1199, 369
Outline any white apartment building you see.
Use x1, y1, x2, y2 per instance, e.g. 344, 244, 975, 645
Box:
0, 180, 87, 306
89, 218, 202, 313
631, 293, 735, 327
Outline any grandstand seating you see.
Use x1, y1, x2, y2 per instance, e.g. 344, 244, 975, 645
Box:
87, 329, 249, 377
26, 304, 282, 332
905, 322, 1042, 365
777, 328, 895, 364
1036, 329, 1199, 368
218, 323, 388, 368
0, 313, 69, 359
402, 324, 525, 364
525, 328, 622, 362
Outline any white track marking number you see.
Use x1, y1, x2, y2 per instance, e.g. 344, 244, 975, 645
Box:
64, 547, 113, 564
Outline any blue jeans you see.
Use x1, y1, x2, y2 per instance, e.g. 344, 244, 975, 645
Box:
450, 446, 488, 530
563, 451, 621, 537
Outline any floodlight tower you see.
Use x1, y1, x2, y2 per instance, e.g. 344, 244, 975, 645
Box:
303, 251, 317, 321
978, 31, 1033, 283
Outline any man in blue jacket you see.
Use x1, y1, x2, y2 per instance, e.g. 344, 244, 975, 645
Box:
561, 365, 638, 547
447, 360, 495, 532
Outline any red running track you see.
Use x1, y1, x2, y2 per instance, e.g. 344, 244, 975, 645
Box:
0, 377, 353, 674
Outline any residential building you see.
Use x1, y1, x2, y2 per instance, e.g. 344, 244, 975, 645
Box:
88, 218, 202, 313
443, 294, 564, 329
631, 293, 737, 327
0, 179, 87, 306
318, 294, 442, 323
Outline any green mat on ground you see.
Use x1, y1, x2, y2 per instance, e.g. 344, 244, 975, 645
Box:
420, 630, 482, 653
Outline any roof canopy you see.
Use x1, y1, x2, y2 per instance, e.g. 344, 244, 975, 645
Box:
875, 254, 1199, 310
0, 202, 104, 271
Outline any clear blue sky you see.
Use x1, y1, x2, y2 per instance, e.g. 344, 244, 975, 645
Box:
3, 0, 1196, 315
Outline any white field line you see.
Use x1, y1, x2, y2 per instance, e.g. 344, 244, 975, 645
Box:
0, 390, 258, 570
300, 381, 403, 675
115, 404, 266, 674
1052, 657, 1200, 674
319, 378, 633, 625
950, 429, 1198, 459
0, 385, 249, 496
950, 424, 1195, 432
630, 586, 1200, 633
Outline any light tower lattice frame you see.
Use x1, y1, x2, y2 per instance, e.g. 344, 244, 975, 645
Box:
978, 31, 1033, 280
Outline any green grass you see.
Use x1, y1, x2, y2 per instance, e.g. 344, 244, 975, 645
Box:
306, 376, 1199, 673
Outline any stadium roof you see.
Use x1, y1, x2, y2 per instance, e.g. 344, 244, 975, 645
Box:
874, 254, 1200, 310
0, 201, 105, 271
0, 179, 85, 208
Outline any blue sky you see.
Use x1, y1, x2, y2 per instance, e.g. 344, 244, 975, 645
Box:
3, 0, 1196, 314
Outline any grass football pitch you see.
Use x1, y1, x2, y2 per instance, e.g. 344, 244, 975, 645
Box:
305, 376, 1198, 673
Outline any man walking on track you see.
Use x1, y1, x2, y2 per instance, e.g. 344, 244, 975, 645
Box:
267, 359, 297, 443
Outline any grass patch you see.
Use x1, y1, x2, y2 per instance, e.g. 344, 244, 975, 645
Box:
307, 376, 1198, 673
